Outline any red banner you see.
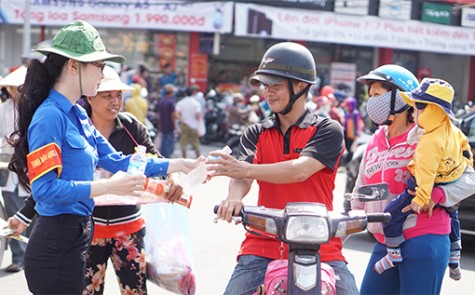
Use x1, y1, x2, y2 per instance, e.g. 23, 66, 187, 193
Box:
157, 34, 176, 69
189, 53, 208, 91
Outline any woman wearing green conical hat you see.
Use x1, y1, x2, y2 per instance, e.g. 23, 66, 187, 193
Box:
7, 21, 201, 294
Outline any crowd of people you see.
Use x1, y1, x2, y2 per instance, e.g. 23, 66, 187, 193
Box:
1, 19, 474, 295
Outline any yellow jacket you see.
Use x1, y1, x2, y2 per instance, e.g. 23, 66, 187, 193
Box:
408, 104, 473, 207
125, 84, 148, 124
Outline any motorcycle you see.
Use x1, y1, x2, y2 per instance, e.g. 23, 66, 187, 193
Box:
345, 131, 372, 193
213, 183, 391, 295
202, 91, 228, 144
225, 123, 246, 157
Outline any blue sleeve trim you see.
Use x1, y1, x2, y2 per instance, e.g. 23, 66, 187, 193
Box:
145, 157, 170, 177
73, 181, 92, 202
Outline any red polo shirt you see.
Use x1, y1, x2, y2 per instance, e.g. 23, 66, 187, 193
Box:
237, 110, 346, 263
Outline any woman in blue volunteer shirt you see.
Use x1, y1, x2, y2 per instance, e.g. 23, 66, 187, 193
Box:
7, 21, 200, 295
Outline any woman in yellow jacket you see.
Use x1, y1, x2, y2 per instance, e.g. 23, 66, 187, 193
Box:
125, 83, 148, 124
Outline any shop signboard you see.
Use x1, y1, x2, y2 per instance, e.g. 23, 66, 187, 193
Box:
462, 7, 475, 28
234, 3, 475, 56
0, 0, 233, 33
421, 2, 452, 25
378, 0, 412, 20
334, 0, 370, 16
231, 0, 334, 11
330, 62, 356, 98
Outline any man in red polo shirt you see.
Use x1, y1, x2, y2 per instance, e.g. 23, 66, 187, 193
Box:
209, 42, 358, 295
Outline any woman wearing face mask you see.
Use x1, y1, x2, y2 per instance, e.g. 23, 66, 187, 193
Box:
351, 64, 475, 294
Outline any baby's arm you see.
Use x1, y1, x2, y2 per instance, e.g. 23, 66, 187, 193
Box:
411, 136, 443, 209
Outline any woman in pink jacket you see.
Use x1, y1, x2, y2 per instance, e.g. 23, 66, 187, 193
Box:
352, 64, 475, 294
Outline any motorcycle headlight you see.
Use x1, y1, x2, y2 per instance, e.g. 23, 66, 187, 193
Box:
285, 215, 330, 244
284, 203, 330, 244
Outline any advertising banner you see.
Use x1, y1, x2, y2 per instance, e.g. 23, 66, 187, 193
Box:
235, 3, 475, 56
0, 0, 233, 33
233, 0, 334, 11
157, 34, 176, 69
189, 53, 208, 92
330, 62, 356, 98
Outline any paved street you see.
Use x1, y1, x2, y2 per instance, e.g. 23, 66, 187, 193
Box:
1, 142, 475, 294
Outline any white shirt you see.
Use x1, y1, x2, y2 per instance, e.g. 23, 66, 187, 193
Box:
0, 99, 28, 196
176, 96, 202, 130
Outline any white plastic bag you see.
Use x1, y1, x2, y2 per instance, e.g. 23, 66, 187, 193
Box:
197, 118, 206, 137
144, 203, 196, 295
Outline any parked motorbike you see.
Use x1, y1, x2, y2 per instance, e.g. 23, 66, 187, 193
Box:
225, 123, 246, 157
213, 183, 391, 295
202, 93, 228, 144
345, 131, 372, 193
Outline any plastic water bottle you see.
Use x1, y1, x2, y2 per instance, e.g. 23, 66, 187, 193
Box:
183, 145, 232, 191
127, 145, 148, 175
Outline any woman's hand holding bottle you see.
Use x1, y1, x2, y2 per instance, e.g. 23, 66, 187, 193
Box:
90, 171, 146, 198
167, 156, 207, 174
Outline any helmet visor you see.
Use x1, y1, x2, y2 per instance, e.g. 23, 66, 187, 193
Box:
249, 74, 285, 86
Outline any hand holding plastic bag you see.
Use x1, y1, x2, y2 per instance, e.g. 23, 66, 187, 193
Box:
144, 202, 196, 295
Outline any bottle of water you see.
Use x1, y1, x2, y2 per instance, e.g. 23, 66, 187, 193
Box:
127, 145, 148, 175
183, 145, 232, 191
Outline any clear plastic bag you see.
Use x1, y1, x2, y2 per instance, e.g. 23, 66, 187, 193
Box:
0, 153, 11, 186
144, 202, 196, 295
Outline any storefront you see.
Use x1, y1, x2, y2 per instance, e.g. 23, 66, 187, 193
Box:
231, 1, 475, 102
0, 0, 234, 92
1, 0, 474, 103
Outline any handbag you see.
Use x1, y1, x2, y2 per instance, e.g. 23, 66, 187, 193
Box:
144, 202, 196, 295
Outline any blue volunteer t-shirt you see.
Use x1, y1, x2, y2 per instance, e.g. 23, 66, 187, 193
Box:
28, 89, 169, 216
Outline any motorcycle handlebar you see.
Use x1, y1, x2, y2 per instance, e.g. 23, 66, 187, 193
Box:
214, 205, 391, 223
213, 205, 243, 216
367, 213, 391, 223
213, 205, 243, 223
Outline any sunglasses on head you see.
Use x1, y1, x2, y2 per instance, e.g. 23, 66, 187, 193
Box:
415, 102, 427, 110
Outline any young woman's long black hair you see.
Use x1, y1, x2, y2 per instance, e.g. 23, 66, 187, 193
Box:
8, 53, 68, 192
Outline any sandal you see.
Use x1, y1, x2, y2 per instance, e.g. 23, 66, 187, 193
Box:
5, 263, 24, 273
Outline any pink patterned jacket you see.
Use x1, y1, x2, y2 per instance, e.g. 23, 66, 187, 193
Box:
352, 125, 450, 244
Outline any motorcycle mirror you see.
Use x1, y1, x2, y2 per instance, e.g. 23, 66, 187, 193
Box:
357, 183, 389, 201
344, 183, 390, 202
